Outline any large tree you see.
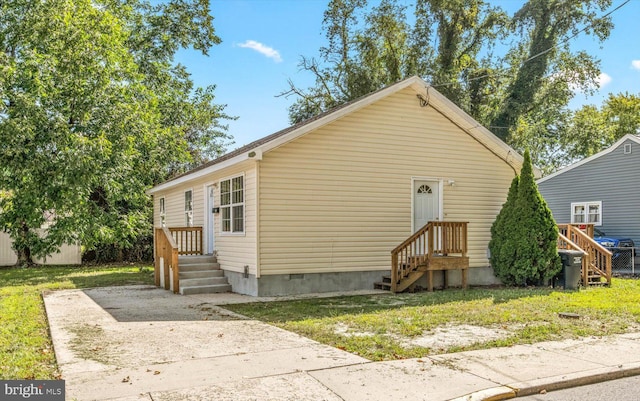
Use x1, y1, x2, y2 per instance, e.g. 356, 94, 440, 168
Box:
0, 0, 231, 265
281, 0, 613, 156
562, 92, 640, 162
490, 0, 611, 142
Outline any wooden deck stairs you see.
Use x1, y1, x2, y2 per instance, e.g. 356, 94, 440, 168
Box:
376, 222, 611, 293
557, 224, 612, 287
375, 221, 469, 293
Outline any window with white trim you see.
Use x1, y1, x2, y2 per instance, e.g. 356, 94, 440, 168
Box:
220, 175, 244, 233
159, 197, 166, 227
185, 190, 193, 227
571, 201, 602, 226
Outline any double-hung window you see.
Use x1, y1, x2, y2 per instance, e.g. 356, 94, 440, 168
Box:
185, 190, 193, 227
220, 175, 244, 233
571, 201, 602, 226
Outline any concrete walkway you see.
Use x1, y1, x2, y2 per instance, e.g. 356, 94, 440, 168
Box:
43, 285, 640, 401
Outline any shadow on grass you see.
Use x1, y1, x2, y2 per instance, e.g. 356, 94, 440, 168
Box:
224, 286, 557, 323
0, 264, 153, 289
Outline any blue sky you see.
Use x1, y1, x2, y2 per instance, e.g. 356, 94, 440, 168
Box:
176, 0, 640, 150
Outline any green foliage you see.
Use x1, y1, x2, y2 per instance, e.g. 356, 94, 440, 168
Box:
0, 264, 153, 379
0, 0, 232, 264
490, 0, 612, 141
489, 150, 560, 285
562, 92, 640, 162
282, 0, 613, 171
488, 175, 519, 282
227, 278, 640, 361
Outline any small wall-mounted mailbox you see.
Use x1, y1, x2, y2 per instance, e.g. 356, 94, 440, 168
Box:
212, 207, 220, 214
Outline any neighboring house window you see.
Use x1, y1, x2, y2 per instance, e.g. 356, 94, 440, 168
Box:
624, 143, 632, 154
159, 197, 166, 227
220, 175, 244, 233
571, 201, 602, 226
185, 190, 193, 227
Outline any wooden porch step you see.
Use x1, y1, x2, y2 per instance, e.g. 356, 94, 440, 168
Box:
383, 256, 469, 293
373, 275, 392, 290
373, 281, 392, 290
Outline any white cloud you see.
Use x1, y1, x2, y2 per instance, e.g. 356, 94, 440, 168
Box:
596, 72, 612, 88
632, 60, 640, 70
559, 71, 611, 93
238, 40, 282, 63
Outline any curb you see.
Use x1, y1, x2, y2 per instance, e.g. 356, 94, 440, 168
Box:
448, 386, 516, 401
450, 362, 640, 401
512, 362, 640, 397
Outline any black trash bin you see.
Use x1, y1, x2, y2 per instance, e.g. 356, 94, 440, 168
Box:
556, 250, 584, 290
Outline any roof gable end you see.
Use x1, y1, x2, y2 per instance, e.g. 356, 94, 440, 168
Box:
148, 76, 524, 194
537, 134, 640, 184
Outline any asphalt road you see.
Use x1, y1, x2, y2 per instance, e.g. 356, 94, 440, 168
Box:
518, 375, 640, 401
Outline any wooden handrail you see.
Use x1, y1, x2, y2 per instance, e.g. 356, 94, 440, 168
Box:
155, 227, 180, 294
558, 224, 612, 286
391, 221, 468, 292
557, 223, 595, 238
557, 233, 586, 254
169, 226, 203, 255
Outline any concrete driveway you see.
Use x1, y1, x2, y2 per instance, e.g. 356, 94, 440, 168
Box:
45, 285, 640, 401
44, 285, 368, 400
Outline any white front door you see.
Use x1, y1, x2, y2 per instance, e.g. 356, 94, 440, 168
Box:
413, 180, 440, 232
206, 185, 215, 254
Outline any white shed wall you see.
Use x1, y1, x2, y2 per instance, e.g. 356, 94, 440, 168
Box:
0, 232, 81, 266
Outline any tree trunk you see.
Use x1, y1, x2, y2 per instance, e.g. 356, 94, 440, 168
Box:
15, 247, 35, 267
14, 223, 35, 267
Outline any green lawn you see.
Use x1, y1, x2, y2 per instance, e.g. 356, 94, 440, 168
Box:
225, 279, 640, 361
0, 265, 153, 379
3, 266, 640, 378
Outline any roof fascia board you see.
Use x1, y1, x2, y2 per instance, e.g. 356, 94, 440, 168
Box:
537, 134, 640, 184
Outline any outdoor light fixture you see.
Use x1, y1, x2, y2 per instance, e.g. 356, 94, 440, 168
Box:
448, 180, 456, 187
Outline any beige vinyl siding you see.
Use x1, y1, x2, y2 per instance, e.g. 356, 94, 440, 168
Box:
0, 232, 81, 266
152, 161, 258, 275
258, 87, 515, 275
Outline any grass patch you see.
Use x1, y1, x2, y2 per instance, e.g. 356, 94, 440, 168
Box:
0, 264, 153, 379
225, 279, 640, 361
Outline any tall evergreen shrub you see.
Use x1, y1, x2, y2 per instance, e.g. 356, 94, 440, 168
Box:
488, 175, 519, 283
489, 150, 561, 285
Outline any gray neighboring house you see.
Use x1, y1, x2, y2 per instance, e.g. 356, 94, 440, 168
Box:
537, 134, 640, 248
